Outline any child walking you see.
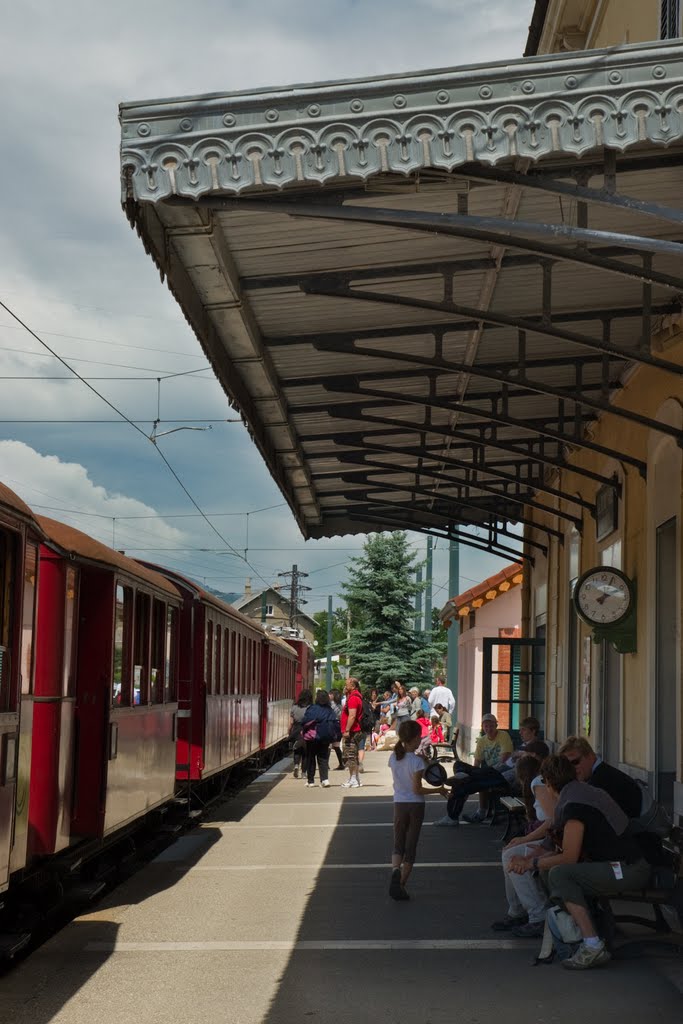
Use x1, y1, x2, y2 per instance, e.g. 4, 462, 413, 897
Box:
388, 719, 449, 901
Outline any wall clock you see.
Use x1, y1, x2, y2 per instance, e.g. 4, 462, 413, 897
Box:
573, 566, 637, 653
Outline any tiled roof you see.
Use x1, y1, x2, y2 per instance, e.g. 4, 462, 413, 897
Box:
440, 562, 523, 625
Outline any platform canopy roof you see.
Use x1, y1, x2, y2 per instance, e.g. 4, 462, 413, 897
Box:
120, 40, 683, 563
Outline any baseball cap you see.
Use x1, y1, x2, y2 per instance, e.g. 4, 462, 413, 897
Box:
481, 713, 497, 724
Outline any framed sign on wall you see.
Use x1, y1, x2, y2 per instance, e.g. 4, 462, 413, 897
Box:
595, 482, 619, 541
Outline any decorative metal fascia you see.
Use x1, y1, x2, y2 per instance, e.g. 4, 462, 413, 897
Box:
120, 41, 683, 203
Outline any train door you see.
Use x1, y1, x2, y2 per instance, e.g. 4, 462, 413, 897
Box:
0, 523, 20, 891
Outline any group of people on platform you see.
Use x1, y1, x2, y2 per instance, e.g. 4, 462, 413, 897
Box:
288, 676, 455, 790
387, 710, 664, 972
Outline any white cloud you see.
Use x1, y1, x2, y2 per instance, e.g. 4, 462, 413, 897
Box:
0, 440, 186, 550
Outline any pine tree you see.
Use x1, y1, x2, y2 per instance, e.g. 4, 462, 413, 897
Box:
341, 532, 446, 689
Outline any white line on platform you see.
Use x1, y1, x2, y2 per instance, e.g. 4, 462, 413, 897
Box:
181, 862, 497, 870
214, 822, 395, 829
230, 800, 396, 807
85, 939, 519, 953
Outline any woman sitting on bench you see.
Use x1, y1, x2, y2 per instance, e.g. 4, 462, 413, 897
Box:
507, 754, 650, 971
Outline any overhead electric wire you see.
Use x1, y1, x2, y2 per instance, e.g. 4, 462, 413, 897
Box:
0, 297, 271, 586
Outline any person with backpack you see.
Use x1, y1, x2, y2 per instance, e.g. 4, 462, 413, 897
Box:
300, 690, 342, 788
328, 688, 345, 771
289, 689, 313, 779
341, 677, 365, 789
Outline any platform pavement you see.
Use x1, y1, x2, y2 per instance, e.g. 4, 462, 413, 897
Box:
1, 751, 682, 1024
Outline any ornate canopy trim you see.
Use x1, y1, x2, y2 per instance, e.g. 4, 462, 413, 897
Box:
121, 40, 683, 203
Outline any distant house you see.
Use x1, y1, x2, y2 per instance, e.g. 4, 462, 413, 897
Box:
440, 563, 524, 760
232, 578, 317, 645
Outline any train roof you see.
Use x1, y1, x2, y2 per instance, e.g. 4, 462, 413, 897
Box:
268, 632, 299, 659
138, 562, 267, 633
0, 481, 40, 526
37, 517, 181, 600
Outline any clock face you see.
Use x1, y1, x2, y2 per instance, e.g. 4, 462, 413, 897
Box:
574, 568, 633, 627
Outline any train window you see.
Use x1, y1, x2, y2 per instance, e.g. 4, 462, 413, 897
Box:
229, 630, 236, 694
227, 630, 235, 696
205, 620, 213, 693
0, 528, 16, 712
215, 624, 222, 694
165, 607, 176, 702
133, 592, 151, 706
150, 599, 165, 703
20, 543, 38, 696
113, 585, 132, 706
62, 567, 78, 698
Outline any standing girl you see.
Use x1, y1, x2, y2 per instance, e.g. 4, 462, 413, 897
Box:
388, 719, 449, 900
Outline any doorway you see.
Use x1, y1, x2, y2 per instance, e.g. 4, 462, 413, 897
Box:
655, 517, 677, 816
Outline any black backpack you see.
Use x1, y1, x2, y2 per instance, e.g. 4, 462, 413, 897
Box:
359, 699, 375, 734
316, 711, 342, 744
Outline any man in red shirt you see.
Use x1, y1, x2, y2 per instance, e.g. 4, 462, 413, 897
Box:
341, 677, 364, 790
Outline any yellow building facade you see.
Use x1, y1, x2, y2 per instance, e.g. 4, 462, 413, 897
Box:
526, 0, 683, 819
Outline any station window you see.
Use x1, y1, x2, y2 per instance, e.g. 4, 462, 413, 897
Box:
0, 528, 16, 713
661, 0, 681, 38
150, 599, 166, 703
62, 567, 78, 698
113, 584, 133, 705
133, 592, 151, 706
164, 607, 176, 702
20, 543, 38, 696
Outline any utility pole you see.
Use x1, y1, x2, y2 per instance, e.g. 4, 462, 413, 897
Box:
277, 563, 310, 633
424, 536, 433, 633
415, 565, 423, 633
326, 595, 333, 690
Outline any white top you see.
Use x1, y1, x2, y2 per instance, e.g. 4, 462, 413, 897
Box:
427, 685, 455, 713
389, 751, 425, 803
531, 775, 549, 822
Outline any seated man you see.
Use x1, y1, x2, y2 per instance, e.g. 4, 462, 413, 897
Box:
490, 735, 644, 938
497, 716, 543, 787
434, 713, 513, 826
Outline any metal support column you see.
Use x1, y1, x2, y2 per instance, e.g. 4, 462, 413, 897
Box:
415, 565, 423, 632
425, 537, 433, 633
447, 540, 459, 710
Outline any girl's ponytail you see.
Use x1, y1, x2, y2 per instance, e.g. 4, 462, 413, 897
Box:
395, 719, 421, 760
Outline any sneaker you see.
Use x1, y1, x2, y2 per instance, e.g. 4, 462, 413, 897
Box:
293, 767, 300, 779
321, 780, 330, 788
341, 778, 360, 789
389, 868, 402, 900
491, 914, 528, 932
562, 941, 611, 970
511, 921, 545, 938
393, 887, 410, 901
306, 782, 316, 788
461, 811, 486, 824
433, 815, 459, 826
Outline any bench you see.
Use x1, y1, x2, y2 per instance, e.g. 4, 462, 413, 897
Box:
499, 796, 527, 843
598, 827, 683, 954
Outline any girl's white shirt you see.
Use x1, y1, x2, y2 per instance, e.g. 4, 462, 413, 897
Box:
389, 750, 425, 803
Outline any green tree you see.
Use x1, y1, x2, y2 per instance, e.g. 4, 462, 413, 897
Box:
341, 532, 446, 689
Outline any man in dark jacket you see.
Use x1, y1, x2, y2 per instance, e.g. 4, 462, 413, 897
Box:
558, 736, 642, 819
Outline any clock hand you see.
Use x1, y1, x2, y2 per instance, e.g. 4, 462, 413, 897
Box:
596, 593, 609, 605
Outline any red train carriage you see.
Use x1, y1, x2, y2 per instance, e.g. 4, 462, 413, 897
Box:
0, 484, 42, 894
284, 637, 315, 699
28, 518, 181, 857
138, 566, 267, 783
261, 634, 298, 751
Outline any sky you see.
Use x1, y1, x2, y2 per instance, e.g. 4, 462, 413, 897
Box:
0, 0, 531, 614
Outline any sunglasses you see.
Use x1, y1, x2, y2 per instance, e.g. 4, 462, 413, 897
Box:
567, 756, 582, 766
